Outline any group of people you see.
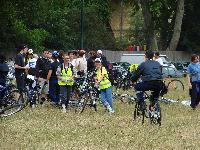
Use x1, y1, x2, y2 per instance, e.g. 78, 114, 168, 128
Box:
11, 44, 114, 114
0, 45, 199, 114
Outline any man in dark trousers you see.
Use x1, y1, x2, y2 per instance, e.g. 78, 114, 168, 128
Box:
14, 44, 29, 93
131, 51, 164, 108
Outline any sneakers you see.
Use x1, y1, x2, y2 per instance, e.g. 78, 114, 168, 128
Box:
31, 104, 36, 109
106, 104, 114, 115
61, 104, 66, 113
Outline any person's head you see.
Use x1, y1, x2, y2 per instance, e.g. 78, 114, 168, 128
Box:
154, 52, 160, 59
72, 50, 78, 59
64, 55, 70, 64
18, 44, 28, 54
68, 51, 74, 60
43, 48, 50, 58
88, 51, 96, 57
79, 50, 85, 57
145, 50, 154, 60
27, 49, 33, 58
94, 58, 102, 69
59, 50, 65, 58
97, 50, 102, 56
33, 54, 38, 59
52, 51, 59, 60
191, 54, 199, 64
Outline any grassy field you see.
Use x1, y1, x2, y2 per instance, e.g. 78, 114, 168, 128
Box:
1, 78, 200, 150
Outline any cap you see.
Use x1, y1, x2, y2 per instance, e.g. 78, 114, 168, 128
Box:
97, 50, 102, 54
95, 58, 101, 62
28, 49, 33, 54
52, 51, 59, 58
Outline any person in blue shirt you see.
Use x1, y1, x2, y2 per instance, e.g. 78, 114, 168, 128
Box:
187, 54, 200, 110
131, 51, 164, 109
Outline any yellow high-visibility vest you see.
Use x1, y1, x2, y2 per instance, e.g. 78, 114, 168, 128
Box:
58, 64, 73, 86
96, 67, 111, 90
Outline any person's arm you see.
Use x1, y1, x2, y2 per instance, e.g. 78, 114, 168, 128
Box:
35, 58, 41, 78
47, 70, 52, 81
187, 74, 192, 89
56, 66, 64, 81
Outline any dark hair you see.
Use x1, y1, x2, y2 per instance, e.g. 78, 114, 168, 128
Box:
79, 50, 85, 57
154, 52, 160, 56
18, 44, 27, 51
43, 48, 49, 52
145, 50, 154, 59
72, 50, 78, 56
191, 54, 199, 62
68, 51, 74, 55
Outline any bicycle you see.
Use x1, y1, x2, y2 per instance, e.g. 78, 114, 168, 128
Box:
0, 84, 23, 117
133, 83, 167, 126
74, 71, 98, 113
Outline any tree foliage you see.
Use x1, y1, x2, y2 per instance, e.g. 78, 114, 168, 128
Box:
0, 0, 115, 52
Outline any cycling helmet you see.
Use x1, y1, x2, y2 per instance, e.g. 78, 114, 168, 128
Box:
52, 51, 59, 58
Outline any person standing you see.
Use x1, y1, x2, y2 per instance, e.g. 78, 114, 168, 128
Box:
94, 58, 114, 114
47, 51, 61, 106
154, 52, 164, 66
14, 44, 29, 92
76, 50, 87, 77
57, 55, 75, 112
97, 50, 108, 70
35, 49, 51, 105
187, 54, 200, 110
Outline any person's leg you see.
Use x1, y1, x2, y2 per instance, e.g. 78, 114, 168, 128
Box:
134, 82, 147, 102
16, 75, 25, 93
55, 81, 60, 104
49, 78, 55, 103
100, 89, 109, 107
60, 86, 67, 105
105, 86, 113, 110
66, 85, 72, 108
49, 78, 59, 104
195, 82, 200, 106
191, 82, 198, 109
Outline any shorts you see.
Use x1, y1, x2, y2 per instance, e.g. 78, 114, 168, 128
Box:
38, 78, 49, 95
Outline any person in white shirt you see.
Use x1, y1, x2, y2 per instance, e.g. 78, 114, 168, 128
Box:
154, 52, 163, 66
76, 50, 87, 76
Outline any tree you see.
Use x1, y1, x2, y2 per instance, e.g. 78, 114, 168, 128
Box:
166, 0, 184, 51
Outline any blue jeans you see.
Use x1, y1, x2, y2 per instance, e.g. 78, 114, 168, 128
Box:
191, 82, 200, 108
100, 86, 113, 110
49, 77, 60, 104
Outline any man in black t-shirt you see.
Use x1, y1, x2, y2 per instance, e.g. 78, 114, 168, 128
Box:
35, 49, 51, 105
14, 44, 29, 92
47, 51, 60, 106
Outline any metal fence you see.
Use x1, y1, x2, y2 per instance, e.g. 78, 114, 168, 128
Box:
102, 50, 191, 62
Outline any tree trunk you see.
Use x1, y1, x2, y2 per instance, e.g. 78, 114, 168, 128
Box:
140, 0, 155, 51
166, 0, 184, 51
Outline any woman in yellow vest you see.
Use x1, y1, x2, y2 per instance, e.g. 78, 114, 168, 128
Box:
57, 55, 74, 112
94, 58, 114, 114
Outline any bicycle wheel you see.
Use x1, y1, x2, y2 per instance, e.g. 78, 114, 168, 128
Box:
0, 89, 24, 117
167, 79, 184, 91
165, 79, 184, 101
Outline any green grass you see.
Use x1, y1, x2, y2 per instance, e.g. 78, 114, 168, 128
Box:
1, 78, 199, 150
